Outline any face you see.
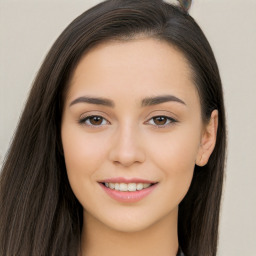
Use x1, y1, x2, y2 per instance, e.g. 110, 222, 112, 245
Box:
61, 38, 208, 232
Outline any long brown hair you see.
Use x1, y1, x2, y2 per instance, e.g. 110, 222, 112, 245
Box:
0, 1, 226, 255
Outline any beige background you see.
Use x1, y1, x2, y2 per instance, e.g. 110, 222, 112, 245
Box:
0, 0, 256, 255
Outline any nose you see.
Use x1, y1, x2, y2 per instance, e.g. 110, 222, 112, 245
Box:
108, 123, 146, 167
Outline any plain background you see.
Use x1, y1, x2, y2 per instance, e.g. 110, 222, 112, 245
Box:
0, 0, 256, 255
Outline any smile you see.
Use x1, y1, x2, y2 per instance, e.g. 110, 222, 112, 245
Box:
98, 178, 158, 203
103, 182, 152, 191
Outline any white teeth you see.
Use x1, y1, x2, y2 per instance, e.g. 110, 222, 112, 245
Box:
128, 183, 136, 192
143, 183, 150, 188
136, 183, 143, 190
114, 183, 119, 190
104, 182, 152, 191
119, 183, 128, 191
109, 183, 115, 189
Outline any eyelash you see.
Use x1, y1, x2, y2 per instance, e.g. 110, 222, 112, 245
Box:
78, 115, 178, 129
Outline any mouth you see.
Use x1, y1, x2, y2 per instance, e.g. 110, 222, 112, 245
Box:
100, 182, 156, 192
98, 178, 158, 203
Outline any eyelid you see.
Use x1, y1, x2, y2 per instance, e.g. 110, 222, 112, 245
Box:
78, 114, 111, 128
144, 109, 178, 119
79, 110, 111, 121
145, 115, 178, 128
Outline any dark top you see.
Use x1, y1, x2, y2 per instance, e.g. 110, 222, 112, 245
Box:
177, 247, 185, 256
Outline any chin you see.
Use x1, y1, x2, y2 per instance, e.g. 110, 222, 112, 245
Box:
106, 218, 154, 233
86, 206, 178, 234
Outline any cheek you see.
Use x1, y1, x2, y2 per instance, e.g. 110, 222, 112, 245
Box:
62, 126, 108, 173
61, 125, 109, 201
150, 129, 200, 170
147, 126, 201, 198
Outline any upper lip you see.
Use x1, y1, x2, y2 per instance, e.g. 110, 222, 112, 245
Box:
98, 177, 157, 184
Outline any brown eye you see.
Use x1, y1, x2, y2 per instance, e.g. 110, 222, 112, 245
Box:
89, 116, 103, 125
147, 116, 177, 127
153, 116, 168, 125
80, 115, 108, 126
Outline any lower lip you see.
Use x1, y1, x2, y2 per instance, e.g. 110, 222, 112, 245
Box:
99, 183, 158, 203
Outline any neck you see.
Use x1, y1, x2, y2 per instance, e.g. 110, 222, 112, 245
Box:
80, 208, 179, 256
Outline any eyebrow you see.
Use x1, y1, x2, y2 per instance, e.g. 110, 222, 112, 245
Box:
141, 95, 186, 107
69, 95, 186, 108
70, 96, 115, 107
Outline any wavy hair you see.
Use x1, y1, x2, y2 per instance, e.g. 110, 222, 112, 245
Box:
0, 0, 226, 255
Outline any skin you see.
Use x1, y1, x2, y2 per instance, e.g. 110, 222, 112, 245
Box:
61, 37, 218, 256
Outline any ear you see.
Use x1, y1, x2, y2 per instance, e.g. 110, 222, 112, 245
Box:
196, 110, 218, 167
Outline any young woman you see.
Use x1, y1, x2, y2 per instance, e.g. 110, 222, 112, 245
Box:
0, 0, 226, 255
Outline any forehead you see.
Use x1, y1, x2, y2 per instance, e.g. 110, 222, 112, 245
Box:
66, 38, 199, 108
